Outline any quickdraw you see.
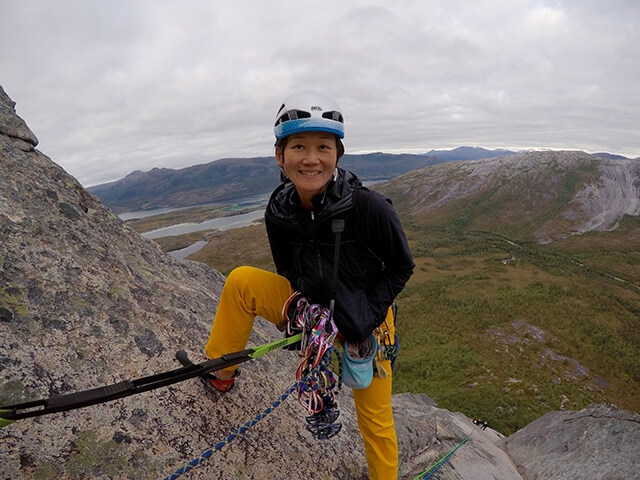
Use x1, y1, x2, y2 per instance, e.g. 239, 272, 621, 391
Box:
294, 303, 342, 439
374, 315, 400, 375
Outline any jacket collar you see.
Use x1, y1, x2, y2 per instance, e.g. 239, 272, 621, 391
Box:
267, 168, 361, 222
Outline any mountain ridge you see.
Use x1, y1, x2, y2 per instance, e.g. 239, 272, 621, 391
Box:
89, 152, 459, 213
89, 145, 636, 214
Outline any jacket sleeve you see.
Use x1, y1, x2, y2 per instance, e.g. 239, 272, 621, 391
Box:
335, 190, 414, 341
265, 213, 303, 292
366, 191, 415, 314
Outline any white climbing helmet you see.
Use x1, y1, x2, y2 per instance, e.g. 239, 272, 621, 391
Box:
274, 90, 345, 139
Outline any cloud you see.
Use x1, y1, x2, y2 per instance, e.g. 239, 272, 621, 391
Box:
1, 0, 638, 186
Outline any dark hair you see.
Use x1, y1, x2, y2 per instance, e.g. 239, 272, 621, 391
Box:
275, 135, 345, 159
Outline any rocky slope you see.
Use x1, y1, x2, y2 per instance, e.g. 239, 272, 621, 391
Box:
384, 150, 640, 244
1, 85, 638, 479
501, 404, 640, 480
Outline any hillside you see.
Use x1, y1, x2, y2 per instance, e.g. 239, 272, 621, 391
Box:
383, 151, 640, 243
87, 157, 281, 213
172, 151, 640, 434
379, 153, 640, 433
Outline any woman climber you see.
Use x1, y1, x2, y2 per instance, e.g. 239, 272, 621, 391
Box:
202, 90, 414, 480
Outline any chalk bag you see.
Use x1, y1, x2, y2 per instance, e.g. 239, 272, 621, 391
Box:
341, 334, 377, 389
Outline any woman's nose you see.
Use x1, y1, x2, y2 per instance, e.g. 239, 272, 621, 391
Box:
302, 151, 321, 163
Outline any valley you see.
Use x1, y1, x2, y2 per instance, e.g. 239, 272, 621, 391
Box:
132, 195, 640, 435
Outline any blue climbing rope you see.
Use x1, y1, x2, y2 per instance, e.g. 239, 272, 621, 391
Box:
164, 379, 303, 480
412, 432, 471, 480
164, 341, 469, 480
164, 347, 340, 480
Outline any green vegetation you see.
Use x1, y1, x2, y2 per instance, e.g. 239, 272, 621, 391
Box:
0, 286, 27, 316
393, 227, 640, 434
187, 223, 274, 276
143, 188, 640, 435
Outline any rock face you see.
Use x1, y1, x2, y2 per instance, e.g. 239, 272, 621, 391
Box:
501, 404, 640, 480
1, 85, 638, 479
0, 85, 369, 479
572, 161, 640, 232
0, 87, 38, 148
394, 394, 524, 480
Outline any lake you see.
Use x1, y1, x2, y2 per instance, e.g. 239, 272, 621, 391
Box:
141, 208, 265, 240
169, 240, 209, 260
124, 180, 386, 259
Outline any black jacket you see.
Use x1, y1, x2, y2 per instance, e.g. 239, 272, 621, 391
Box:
265, 168, 415, 342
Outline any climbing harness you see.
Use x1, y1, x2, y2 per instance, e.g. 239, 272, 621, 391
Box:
163, 362, 331, 480
338, 305, 400, 389
375, 305, 400, 370
0, 333, 302, 427
411, 432, 472, 480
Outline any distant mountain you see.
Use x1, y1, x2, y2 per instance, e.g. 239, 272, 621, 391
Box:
425, 146, 516, 161
88, 147, 634, 215
88, 156, 281, 213
88, 148, 516, 213
89, 153, 453, 213
593, 152, 631, 161
340, 152, 446, 180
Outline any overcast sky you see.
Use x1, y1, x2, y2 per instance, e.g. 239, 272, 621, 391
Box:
1, 0, 638, 186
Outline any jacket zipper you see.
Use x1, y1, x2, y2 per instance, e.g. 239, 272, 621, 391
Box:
310, 210, 324, 279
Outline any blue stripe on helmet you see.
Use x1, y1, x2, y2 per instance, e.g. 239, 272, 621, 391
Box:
275, 118, 345, 139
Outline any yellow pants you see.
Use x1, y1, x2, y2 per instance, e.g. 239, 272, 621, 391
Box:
205, 266, 398, 480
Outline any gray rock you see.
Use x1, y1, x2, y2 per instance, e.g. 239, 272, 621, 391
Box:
0, 84, 369, 479
501, 404, 640, 480
395, 393, 524, 480
0, 85, 38, 147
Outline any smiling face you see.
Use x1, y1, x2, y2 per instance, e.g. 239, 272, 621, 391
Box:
275, 131, 340, 209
